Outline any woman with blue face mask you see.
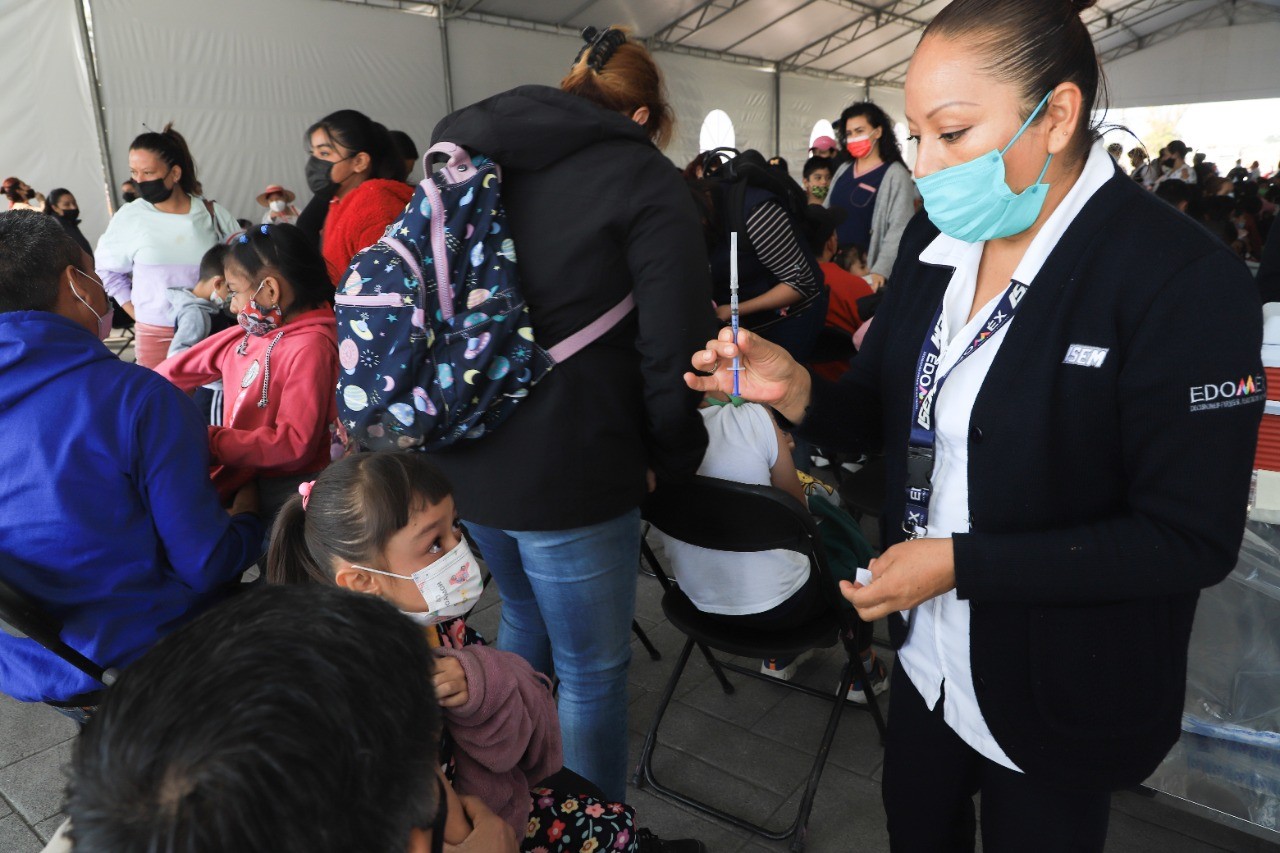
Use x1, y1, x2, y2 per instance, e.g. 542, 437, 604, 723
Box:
685, 0, 1262, 849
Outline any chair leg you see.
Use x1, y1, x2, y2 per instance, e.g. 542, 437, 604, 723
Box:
786, 658, 857, 853
633, 636, 694, 788
696, 642, 735, 695
632, 620, 662, 661
636, 644, 853, 850
639, 540, 674, 591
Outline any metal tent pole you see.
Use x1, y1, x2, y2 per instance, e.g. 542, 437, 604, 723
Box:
773, 67, 782, 156
75, 0, 117, 213
438, 1, 455, 114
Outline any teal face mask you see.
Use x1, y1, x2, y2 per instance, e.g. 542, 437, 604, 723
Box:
914, 90, 1055, 243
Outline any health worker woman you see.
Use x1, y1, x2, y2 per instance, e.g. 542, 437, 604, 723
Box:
686, 0, 1262, 850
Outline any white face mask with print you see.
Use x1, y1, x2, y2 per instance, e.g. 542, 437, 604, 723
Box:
355, 538, 484, 626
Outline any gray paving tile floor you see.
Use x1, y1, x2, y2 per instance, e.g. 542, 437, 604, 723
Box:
1, 346, 1277, 850
6, 561, 1277, 852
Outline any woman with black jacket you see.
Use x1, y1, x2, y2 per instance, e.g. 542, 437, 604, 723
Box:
688, 1, 1262, 850
45, 188, 93, 256
428, 30, 714, 805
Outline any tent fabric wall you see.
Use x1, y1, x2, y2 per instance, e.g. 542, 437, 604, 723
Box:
448, 18, 778, 172
1, 0, 112, 245
654, 51, 775, 171
777, 74, 859, 172
1103, 22, 1280, 108
89, 0, 447, 235
446, 19, 582, 114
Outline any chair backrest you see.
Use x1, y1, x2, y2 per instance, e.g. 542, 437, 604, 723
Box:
0, 568, 115, 687
644, 475, 819, 556
644, 476, 861, 634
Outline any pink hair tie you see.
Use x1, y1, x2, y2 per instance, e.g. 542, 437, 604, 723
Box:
298, 480, 316, 510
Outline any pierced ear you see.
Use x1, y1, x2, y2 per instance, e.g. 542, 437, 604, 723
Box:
259, 275, 283, 309
1044, 84, 1084, 157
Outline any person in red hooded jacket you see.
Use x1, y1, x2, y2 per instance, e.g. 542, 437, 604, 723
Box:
159, 224, 338, 522
304, 110, 415, 285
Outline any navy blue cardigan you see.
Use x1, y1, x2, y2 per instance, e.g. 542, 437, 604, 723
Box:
800, 168, 1263, 790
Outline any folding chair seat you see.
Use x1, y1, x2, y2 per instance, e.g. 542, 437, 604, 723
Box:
634, 476, 886, 853
0, 572, 116, 719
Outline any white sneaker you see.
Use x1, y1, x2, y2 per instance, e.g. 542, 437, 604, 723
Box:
760, 649, 815, 681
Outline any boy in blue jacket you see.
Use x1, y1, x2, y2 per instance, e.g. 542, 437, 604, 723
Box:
0, 211, 261, 717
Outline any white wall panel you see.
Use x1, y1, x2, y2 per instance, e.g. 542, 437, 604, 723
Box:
1, 0, 112, 245
657, 51, 775, 170
447, 18, 582, 110
91, 0, 447, 227
448, 18, 777, 172
778, 74, 858, 173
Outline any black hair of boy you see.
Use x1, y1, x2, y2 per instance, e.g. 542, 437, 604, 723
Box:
803, 156, 834, 181
0, 210, 83, 313
230, 224, 335, 311
198, 243, 230, 283
65, 585, 442, 853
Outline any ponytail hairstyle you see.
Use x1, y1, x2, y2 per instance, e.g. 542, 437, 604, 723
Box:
306, 110, 406, 182
2, 177, 26, 204
129, 123, 202, 196
561, 26, 675, 149
230, 224, 334, 315
266, 452, 454, 588
835, 101, 904, 167
45, 188, 73, 216
923, 0, 1105, 165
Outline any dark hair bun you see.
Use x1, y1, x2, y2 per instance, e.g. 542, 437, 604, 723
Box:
1070, 0, 1099, 12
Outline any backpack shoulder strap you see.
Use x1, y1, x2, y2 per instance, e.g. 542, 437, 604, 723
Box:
546, 293, 636, 363
203, 198, 225, 244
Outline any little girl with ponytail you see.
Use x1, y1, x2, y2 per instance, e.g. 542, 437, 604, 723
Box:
265, 452, 650, 853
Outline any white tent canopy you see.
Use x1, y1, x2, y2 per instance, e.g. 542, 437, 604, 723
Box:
3, 0, 1278, 246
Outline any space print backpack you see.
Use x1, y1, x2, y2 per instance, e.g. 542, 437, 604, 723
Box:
335, 142, 634, 451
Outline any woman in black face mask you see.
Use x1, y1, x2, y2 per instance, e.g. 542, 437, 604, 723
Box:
93, 123, 239, 369
45, 188, 93, 256
1156, 139, 1197, 188
301, 109, 412, 286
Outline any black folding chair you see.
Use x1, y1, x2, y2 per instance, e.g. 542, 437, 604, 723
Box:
0, 574, 117, 712
633, 476, 887, 852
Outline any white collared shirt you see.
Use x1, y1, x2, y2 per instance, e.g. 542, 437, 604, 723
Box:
897, 142, 1116, 772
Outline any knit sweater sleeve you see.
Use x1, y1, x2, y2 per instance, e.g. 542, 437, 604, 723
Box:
745, 199, 821, 298
94, 206, 139, 304
868, 163, 916, 281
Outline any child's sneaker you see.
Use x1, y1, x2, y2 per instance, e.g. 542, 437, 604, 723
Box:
760, 649, 815, 681
845, 655, 889, 704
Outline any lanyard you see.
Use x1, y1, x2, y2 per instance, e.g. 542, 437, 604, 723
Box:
902, 278, 1029, 538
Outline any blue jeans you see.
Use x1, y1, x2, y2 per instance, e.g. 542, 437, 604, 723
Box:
465, 510, 640, 802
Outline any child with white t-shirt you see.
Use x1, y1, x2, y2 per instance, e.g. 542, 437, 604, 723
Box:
657, 393, 888, 699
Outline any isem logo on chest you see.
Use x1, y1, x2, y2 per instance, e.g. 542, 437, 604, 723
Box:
1062, 344, 1109, 368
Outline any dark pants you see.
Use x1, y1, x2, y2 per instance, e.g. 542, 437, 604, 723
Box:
882, 665, 1111, 853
